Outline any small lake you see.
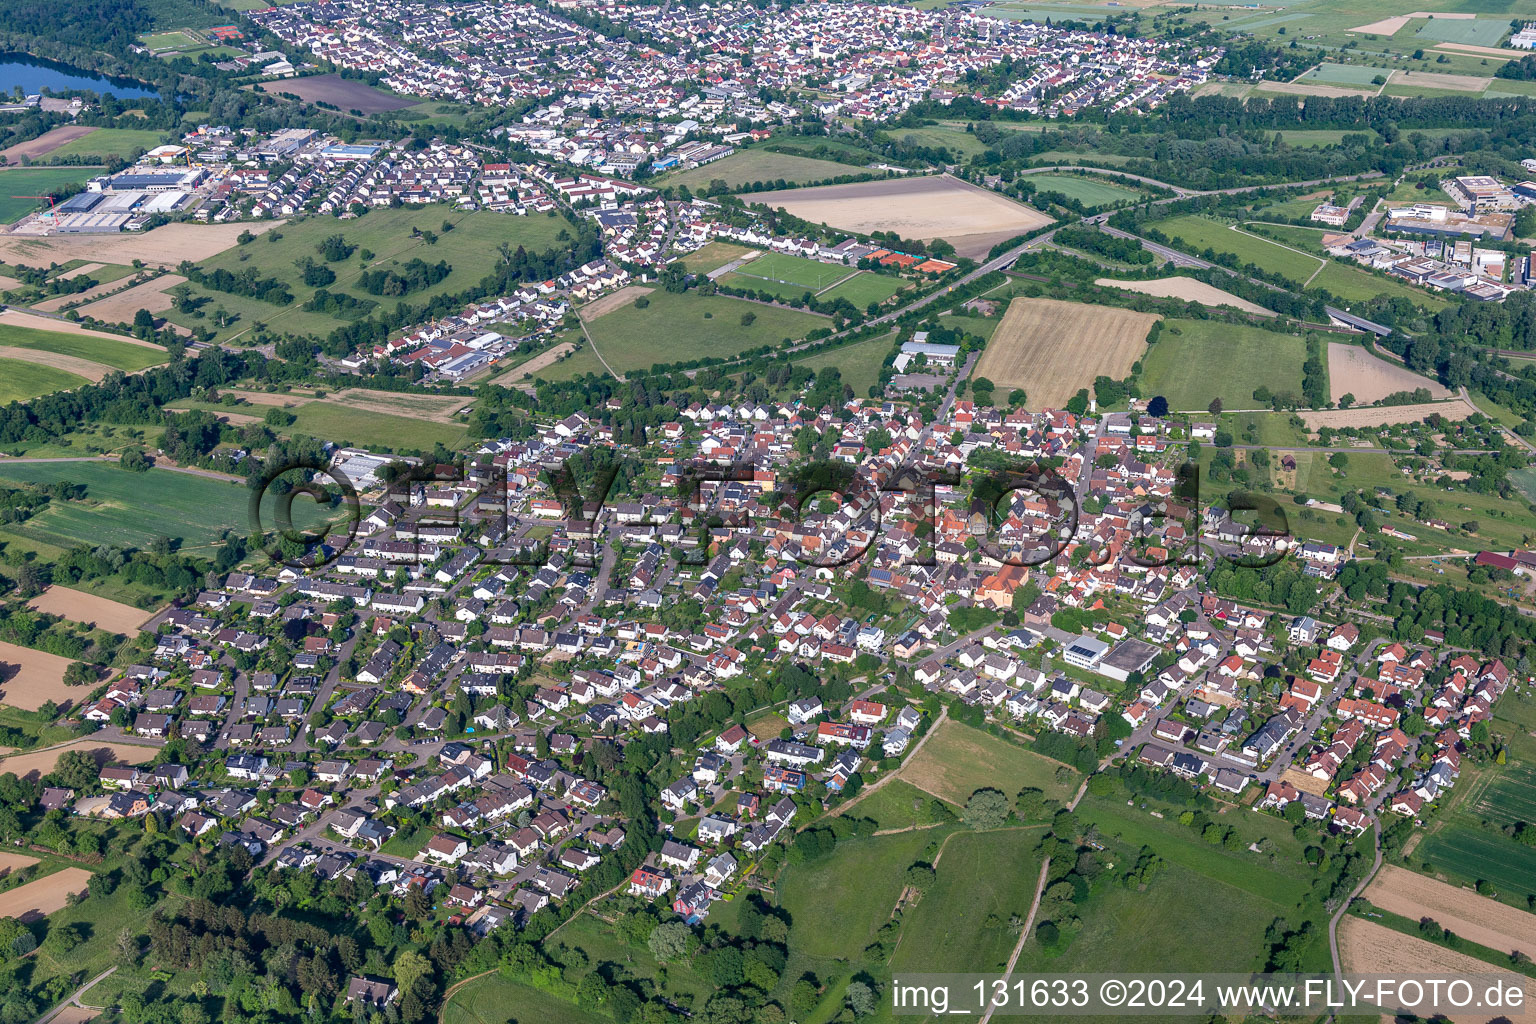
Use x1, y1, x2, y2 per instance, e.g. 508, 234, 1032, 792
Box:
0, 54, 160, 101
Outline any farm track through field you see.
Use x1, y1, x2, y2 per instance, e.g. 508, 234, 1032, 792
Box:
978, 775, 1093, 1024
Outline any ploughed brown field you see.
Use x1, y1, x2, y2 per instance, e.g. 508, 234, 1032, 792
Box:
974, 297, 1158, 410
745, 174, 1052, 259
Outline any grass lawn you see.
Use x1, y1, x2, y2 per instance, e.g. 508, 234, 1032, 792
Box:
1011, 859, 1283, 978
1309, 261, 1445, 308
776, 828, 941, 959
818, 271, 908, 306
680, 241, 757, 275
584, 290, 827, 374
732, 251, 853, 291
1149, 214, 1324, 284
889, 827, 1046, 974
1247, 222, 1335, 254
661, 149, 869, 190
0, 323, 168, 372
556, 912, 716, 1007
855, 778, 953, 830
897, 719, 1078, 806
1078, 791, 1316, 906
380, 823, 434, 859
282, 401, 467, 452
1138, 319, 1311, 412
795, 333, 894, 396
1027, 173, 1142, 209
940, 312, 1001, 341
0, 461, 320, 553
0, 167, 98, 223
1222, 410, 1312, 447
442, 974, 609, 1024
141, 29, 200, 49
890, 125, 989, 158
0, 357, 88, 402
1275, 128, 1377, 147
45, 129, 169, 162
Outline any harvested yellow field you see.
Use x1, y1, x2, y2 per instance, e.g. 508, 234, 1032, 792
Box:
0, 851, 39, 873
0, 221, 278, 268
28, 585, 154, 632
581, 285, 654, 320
74, 274, 187, 324
0, 867, 93, 921
1094, 277, 1273, 316
492, 343, 575, 387
1338, 917, 1534, 1023
55, 263, 105, 282
326, 388, 472, 424
0, 125, 97, 162
1391, 69, 1491, 92
1328, 343, 1450, 404
1365, 865, 1536, 958
1302, 400, 1477, 430
0, 738, 158, 779
1351, 15, 1416, 34
746, 174, 1052, 259
974, 297, 1157, 410
1437, 41, 1528, 57
0, 641, 85, 711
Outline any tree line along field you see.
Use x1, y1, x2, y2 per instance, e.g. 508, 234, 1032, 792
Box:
582, 289, 828, 375
1151, 212, 1455, 308
1025, 173, 1143, 209
160, 205, 578, 343
1137, 320, 1312, 412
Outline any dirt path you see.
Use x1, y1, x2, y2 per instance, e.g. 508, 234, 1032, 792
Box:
577, 320, 624, 383
979, 774, 1093, 1024
492, 343, 576, 388
36, 966, 117, 1024
830, 705, 949, 818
